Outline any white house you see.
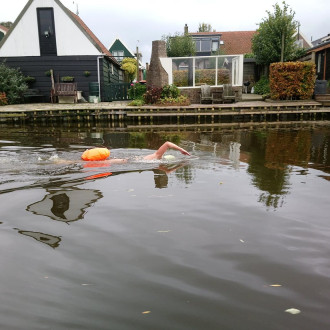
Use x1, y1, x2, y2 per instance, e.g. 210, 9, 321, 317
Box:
0, 0, 124, 102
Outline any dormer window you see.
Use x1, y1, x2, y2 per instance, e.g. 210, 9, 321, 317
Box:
193, 36, 220, 54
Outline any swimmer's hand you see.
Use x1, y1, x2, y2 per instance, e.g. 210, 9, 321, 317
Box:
180, 149, 191, 156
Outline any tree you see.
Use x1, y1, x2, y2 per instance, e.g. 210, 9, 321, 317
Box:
162, 33, 196, 57
252, 2, 298, 65
0, 63, 27, 104
198, 23, 213, 32
0, 21, 13, 29
121, 58, 137, 81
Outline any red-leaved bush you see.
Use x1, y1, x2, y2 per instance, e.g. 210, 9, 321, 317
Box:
270, 62, 316, 100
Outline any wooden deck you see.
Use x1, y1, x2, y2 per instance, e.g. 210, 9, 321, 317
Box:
0, 100, 329, 124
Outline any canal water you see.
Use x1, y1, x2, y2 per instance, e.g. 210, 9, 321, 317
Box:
0, 122, 330, 329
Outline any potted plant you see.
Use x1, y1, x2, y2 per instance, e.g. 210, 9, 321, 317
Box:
25, 76, 36, 87
84, 71, 91, 77
61, 76, 74, 82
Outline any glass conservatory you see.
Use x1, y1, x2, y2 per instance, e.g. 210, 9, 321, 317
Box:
160, 55, 243, 88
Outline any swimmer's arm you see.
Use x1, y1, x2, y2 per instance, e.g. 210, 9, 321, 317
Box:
108, 158, 127, 164
144, 141, 190, 160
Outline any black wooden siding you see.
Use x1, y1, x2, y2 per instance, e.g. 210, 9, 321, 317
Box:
0, 55, 122, 102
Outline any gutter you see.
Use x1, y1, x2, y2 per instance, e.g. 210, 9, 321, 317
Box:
97, 55, 104, 100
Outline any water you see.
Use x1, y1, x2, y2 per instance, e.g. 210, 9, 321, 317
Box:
0, 122, 330, 329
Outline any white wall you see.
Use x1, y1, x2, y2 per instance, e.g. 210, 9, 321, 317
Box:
160, 58, 172, 84
0, 0, 101, 57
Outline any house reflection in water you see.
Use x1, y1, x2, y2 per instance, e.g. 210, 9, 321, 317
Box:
27, 188, 103, 223
17, 230, 61, 248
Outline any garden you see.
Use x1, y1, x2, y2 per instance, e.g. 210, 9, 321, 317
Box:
128, 83, 190, 106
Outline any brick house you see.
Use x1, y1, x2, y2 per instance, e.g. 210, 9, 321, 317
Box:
188, 28, 258, 90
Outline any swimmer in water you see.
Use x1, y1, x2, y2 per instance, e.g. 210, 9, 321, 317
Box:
143, 141, 190, 160
81, 141, 191, 163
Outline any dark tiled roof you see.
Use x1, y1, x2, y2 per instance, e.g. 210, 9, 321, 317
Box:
308, 39, 330, 52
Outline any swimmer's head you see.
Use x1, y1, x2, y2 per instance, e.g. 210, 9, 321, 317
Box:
81, 148, 110, 161
163, 155, 176, 161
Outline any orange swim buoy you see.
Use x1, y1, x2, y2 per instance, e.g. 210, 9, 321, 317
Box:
81, 148, 110, 161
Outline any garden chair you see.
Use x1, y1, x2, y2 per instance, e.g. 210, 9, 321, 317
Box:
222, 84, 238, 103
200, 84, 212, 104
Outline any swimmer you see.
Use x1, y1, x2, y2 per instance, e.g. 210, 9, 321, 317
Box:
82, 141, 191, 163
143, 141, 191, 160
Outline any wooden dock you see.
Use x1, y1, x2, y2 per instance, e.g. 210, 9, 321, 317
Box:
0, 100, 329, 124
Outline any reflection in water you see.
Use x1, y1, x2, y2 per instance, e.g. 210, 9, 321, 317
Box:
247, 131, 290, 209
17, 230, 61, 248
50, 193, 70, 219
27, 188, 103, 222
153, 169, 169, 189
1, 123, 330, 212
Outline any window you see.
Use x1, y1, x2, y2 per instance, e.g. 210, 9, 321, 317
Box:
317, 53, 322, 73
194, 37, 220, 53
119, 70, 123, 82
113, 50, 124, 61
212, 40, 218, 52
37, 8, 57, 56
171, 55, 243, 87
201, 39, 211, 52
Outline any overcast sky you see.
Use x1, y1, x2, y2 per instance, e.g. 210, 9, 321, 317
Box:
1, 0, 329, 65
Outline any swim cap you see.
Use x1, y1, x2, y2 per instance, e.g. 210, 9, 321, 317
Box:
81, 148, 110, 161
163, 155, 176, 161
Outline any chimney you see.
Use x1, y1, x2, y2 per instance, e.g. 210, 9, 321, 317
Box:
184, 24, 188, 35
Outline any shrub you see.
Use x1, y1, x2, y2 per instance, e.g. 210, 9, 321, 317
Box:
161, 84, 180, 98
0, 92, 8, 106
144, 86, 162, 104
61, 76, 74, 82
254, 76, 270, 95
158, 95, 190, 106
25, 76, 36, 84
270, 61, 316, 100
128, 82, 147, 100
0, 63, 28, 104
173, 70, 188, 87
173, 68, 230, 87
129, 99, 145, 106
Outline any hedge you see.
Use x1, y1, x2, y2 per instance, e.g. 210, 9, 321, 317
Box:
269, 62, 316, 100
173, 68, 230, 87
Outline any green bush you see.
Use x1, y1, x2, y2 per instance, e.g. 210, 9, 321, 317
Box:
129, 99, 145, 106
159, 95, 190, 106
0, 63, 28, 104
161, 84, 180, 98
254, 76, 270, 95
61, 76, 74, 82
128, 82, 147, 100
